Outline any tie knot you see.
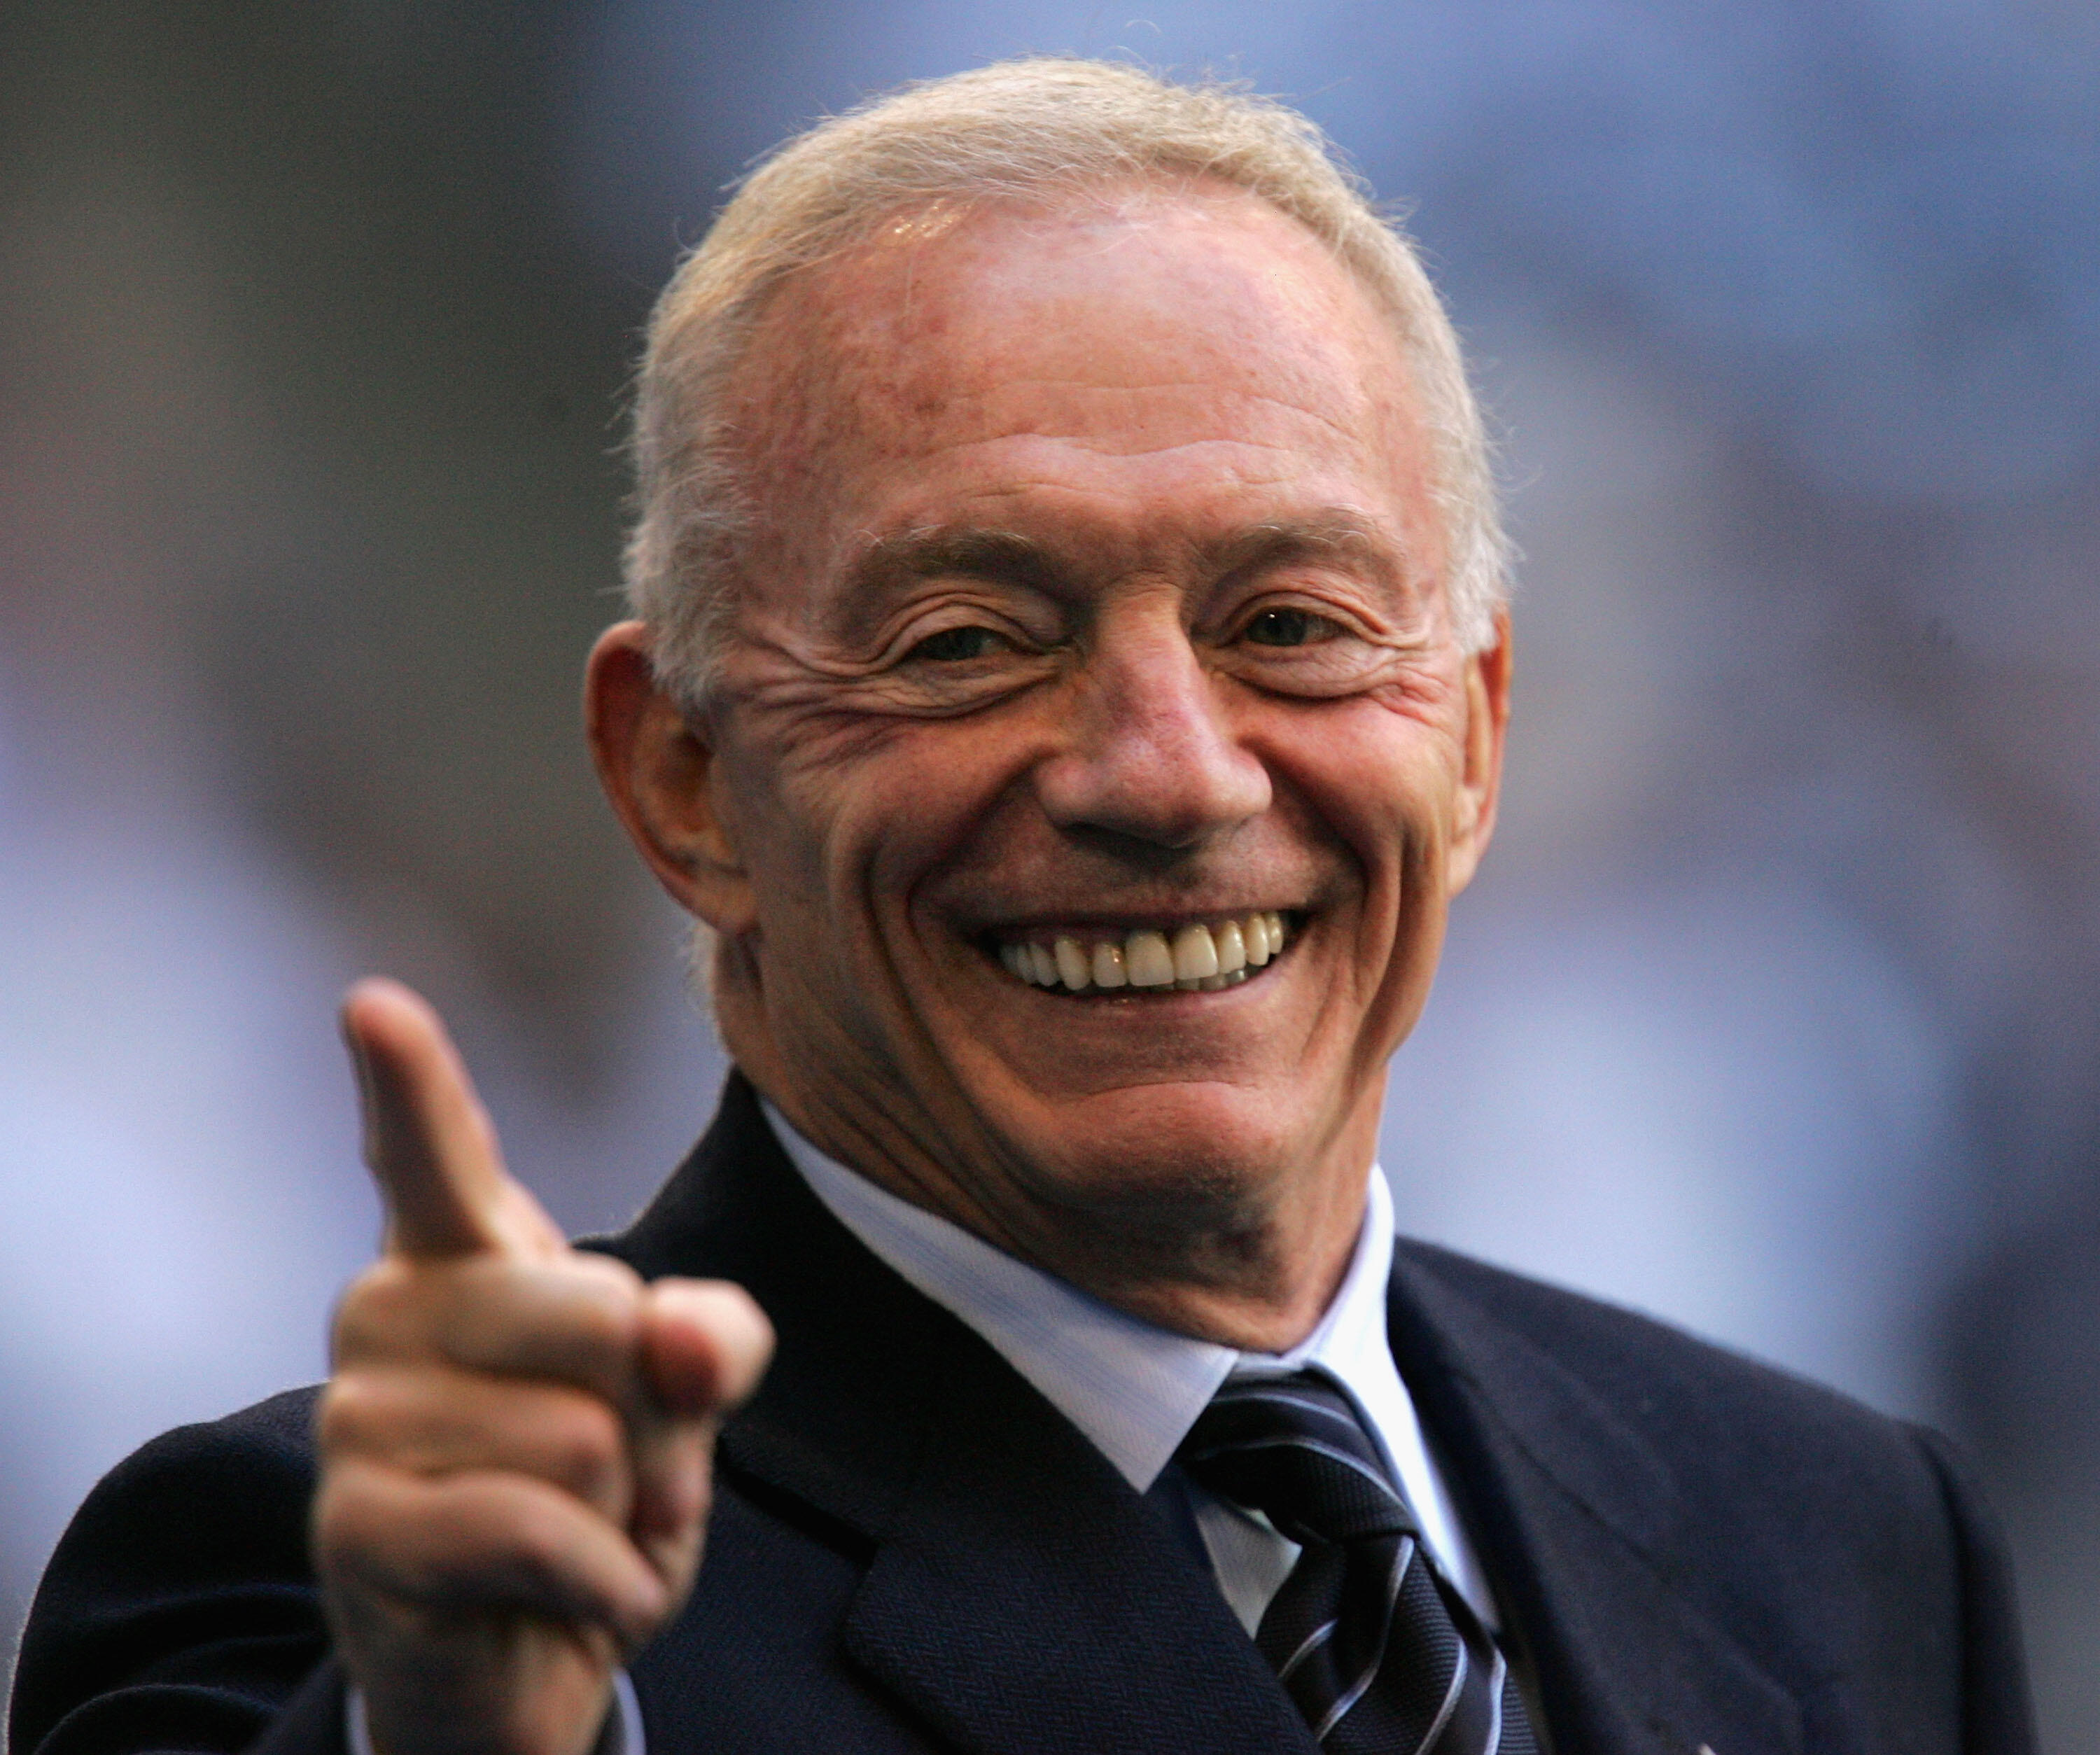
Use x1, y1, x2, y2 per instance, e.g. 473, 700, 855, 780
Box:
1177, 1371, 1419, 1546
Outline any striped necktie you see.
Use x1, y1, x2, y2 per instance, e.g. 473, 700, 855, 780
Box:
1176, 1372, 1538, 1755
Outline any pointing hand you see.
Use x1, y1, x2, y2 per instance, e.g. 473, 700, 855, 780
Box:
314, 979, 771, 1755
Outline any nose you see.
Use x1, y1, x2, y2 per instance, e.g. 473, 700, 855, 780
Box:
1032, 611, 1271, 851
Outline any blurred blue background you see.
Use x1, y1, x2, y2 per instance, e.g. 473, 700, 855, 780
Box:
2, 2, 2095, 1744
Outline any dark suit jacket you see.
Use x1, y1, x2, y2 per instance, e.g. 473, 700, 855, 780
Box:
13, 1073, 2036, 1755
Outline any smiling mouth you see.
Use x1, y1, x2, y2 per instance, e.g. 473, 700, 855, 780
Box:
989, 911, 1293, 995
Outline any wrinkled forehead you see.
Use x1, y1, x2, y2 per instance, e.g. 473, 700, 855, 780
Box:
713, 181, 1434, 596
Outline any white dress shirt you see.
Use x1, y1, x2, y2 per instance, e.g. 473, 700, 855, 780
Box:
766, 1101, 1497, 1633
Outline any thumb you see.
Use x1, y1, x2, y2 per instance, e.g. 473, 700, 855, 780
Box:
640, 1280, 775, 1418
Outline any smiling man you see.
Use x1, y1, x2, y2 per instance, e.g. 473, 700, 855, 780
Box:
13, 60, 2032, 1755
591, 155, 1503, 1356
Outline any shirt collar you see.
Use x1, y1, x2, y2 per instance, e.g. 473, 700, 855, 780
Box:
762, 1098, 1396, 1492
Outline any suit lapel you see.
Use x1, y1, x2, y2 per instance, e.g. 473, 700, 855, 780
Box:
602, 1077, 1312, 1755
1387, 1245, 1803, 1755
839, 1313, 1312, 1755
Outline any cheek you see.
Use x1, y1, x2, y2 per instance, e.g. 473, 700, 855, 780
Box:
1268, 697, 1466, 877
741, 710, 1031, 922
1259, 703, 1466, 1037
715, 729, 825, 893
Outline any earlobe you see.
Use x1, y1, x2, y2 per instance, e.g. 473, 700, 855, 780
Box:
584, 622, 755, 932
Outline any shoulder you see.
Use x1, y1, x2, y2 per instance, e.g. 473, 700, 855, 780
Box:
1390, 1237, 2038, 1746
1394, 1234, 1920, 1447
1390, 1239, 1967, 1572
34, 1384, 324, 1609
10, 1387, 330, 1755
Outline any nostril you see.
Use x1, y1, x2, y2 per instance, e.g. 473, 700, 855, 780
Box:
1032, 677, 1270, 846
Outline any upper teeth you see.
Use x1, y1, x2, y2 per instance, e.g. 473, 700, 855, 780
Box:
997, 913, 1289, 993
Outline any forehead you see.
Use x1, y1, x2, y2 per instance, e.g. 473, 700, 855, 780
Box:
724, 181, 1435, 589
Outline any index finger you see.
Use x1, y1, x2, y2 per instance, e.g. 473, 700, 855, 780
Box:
342, 977, 565, 1262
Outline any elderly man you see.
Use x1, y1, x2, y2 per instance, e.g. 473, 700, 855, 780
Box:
13, 60, 2033, 1755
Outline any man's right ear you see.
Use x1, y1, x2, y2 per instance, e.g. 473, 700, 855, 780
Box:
584, 622, 757, 936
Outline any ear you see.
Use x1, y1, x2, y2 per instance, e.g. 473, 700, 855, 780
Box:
584, 622, 757, 935
1444, 609, 1511, 896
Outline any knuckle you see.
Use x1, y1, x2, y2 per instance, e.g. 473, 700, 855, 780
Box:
548, 1396, 626, 1499
315, 1375, 377, 1456
330, 1259, 422, 1359
317, 1369, 444, 1469
553, 1266, 645, 1371
495, 1484, 578, 1582
310, 1469, 384, 1576
410, 1258, 651, 1399
581, 1252, 643, 1296
576, 1254, 645, 1316
569, 1295, 638, 1362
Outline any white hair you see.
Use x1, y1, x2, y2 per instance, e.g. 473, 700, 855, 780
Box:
624, 57, 1508, 705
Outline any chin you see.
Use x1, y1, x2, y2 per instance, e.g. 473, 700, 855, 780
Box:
991, 1077, 1316, 1227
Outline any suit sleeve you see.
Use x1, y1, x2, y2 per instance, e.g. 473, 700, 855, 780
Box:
8, 1388, 346, 1755
1907, 1424, 2040, 1754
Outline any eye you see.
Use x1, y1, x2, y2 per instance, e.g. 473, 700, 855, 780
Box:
904, 625, 1011, 662
1242, 606, 1344, 648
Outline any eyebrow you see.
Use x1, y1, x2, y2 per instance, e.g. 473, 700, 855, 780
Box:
847, 526, 1068, 601
1200, 512, 1403, 585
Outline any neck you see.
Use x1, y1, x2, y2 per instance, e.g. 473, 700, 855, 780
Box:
1008, 1176, 1368, 1352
